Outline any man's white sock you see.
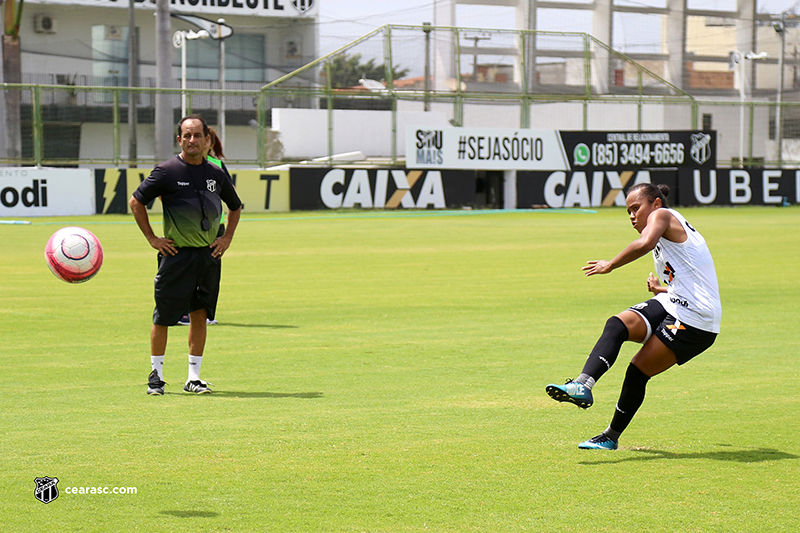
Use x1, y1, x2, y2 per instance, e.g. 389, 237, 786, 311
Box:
151, 356, 165, 381
188, 355, 203, 382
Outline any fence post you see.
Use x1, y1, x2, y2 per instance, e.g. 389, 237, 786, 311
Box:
520, 30, 530, 129
385, 27, 397, 164
113, 90, 121, 167
326, 61, 333, 163
584, 34, 592, 99
257, 89, 266, 168
637, 70, 643, 130
453, 28, 463, 126
747, 101, 755, 166
582, 100, 588, 130
32, 86, 43, 166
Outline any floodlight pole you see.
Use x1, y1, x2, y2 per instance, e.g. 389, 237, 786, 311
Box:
218, 18, 226, 145
735, 50, 767, 168
423, 22, 431, 112
173, 30, 210, 118
776, 12, 786, 166
128, 0, 138, 167
736, 51, 746, 168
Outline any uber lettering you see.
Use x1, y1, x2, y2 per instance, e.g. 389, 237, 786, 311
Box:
682, 169, 798, 206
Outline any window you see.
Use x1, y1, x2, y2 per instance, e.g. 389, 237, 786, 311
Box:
183, 33, 266, 83
92, 25, 130, 84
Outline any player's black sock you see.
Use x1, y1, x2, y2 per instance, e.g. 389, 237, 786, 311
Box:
608, 363, 650, 437
576, 316, 629, 387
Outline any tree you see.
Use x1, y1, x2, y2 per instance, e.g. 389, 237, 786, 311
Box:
326, 53, 409, 89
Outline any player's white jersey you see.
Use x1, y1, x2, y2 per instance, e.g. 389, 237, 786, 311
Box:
652, 208, 721, 333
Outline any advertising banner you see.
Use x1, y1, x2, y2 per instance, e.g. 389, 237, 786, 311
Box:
678, 168, 800, 206
1, 168, 94, 217
559, 131, 716, 170
25, 0, 317, 18
290, 168, 476, 210
516, 169, 678, 209
407, 127, 715, 172
406, 127, 570, 171
94, 168, 289, 214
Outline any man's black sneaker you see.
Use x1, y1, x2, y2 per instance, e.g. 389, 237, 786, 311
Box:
147, 369, 166, 396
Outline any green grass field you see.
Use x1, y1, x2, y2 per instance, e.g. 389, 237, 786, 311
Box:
2, 206, 799, 532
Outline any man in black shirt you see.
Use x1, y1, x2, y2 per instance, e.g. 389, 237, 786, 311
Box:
130, 115, 243, 395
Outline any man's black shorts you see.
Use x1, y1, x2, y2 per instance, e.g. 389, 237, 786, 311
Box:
628, 298, 717, 365
154, 247, 221, 326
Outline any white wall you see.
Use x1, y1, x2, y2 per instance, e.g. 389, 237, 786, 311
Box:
79, 123, 259, 165
273, 108, 451, 159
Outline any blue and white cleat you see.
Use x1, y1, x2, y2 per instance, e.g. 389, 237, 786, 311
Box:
545, 380, 594, 409
578, 434, 618, 450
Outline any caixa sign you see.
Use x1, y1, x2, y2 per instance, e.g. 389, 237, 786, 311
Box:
0, 168, 94, 217
516, 170, 677, 208
289, 168, 476, 210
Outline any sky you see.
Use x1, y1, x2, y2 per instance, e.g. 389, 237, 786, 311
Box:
317, 0, 800, 56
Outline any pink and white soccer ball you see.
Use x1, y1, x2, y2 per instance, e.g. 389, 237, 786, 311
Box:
44, 227, 103, 283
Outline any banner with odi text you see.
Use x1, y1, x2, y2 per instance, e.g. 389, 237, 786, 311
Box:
1, 168, 94, 217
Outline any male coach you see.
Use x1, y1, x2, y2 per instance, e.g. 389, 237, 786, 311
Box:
130, 114, 243, 395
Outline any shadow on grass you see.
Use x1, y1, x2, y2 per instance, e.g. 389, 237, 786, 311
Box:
213, 391, 324, 399
217, 323, 298, 329
160, 510, 219, 518
163, 391, 323, 398
580, 445, 800, 465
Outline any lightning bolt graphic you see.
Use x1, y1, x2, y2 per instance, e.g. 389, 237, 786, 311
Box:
102, 168, 123, 214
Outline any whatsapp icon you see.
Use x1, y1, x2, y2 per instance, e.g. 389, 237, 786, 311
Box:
574, 143, 590, 166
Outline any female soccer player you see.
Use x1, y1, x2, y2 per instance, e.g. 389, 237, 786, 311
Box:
546, 183, 721, 449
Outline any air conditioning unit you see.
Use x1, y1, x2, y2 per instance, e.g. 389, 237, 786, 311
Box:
105, 25, 124, 40
34, 14, 56, 34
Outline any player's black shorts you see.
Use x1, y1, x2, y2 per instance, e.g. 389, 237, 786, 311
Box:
153, 247, 221, 326
628, 298, 717, 365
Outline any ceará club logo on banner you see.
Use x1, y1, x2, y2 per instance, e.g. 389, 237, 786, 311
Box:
414, 130, 444, 165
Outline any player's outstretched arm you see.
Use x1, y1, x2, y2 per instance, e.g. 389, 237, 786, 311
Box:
583, 209, 672, 277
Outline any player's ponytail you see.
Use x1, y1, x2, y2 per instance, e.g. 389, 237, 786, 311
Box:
629, 183, 669, 208
207, 127, 225, 159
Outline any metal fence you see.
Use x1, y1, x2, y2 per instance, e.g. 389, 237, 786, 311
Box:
2, 25, 798, 168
